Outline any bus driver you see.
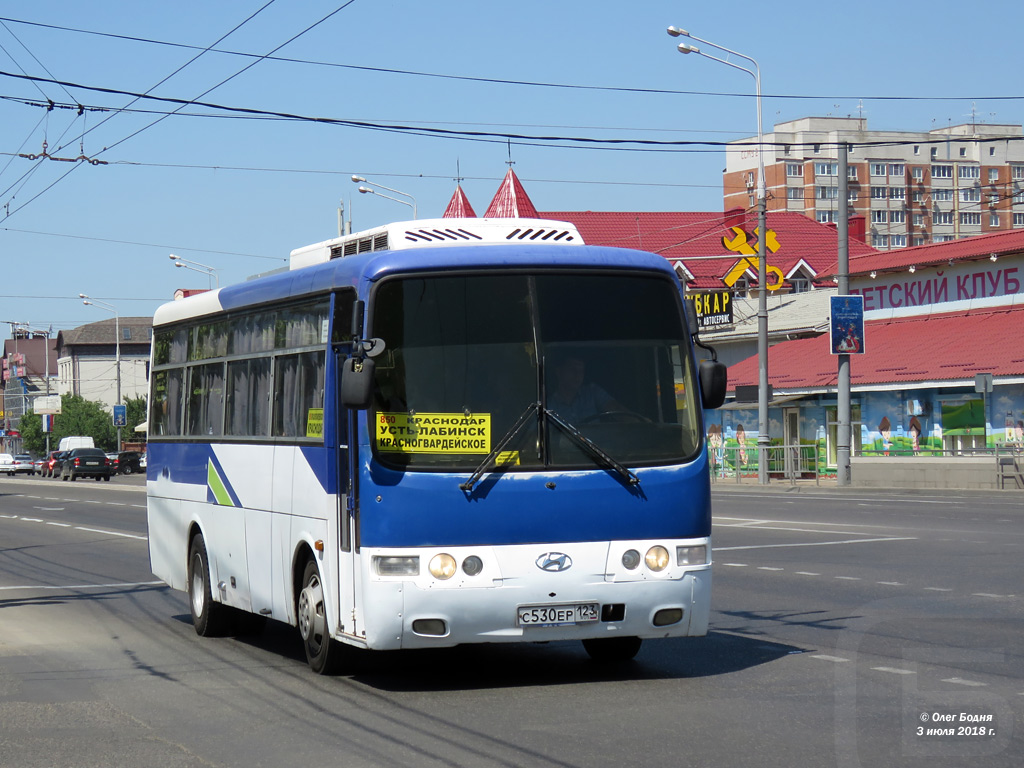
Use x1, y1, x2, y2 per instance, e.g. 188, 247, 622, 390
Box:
548, 355, 621, 424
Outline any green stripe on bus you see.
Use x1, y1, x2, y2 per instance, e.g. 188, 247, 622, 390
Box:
207, 460, 235, 507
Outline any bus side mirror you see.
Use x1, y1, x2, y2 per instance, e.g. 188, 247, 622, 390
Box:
699, 359, 727, 409
341, 356, 376, 409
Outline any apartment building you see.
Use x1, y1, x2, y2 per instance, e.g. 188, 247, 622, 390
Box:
724, 117, 1024, 250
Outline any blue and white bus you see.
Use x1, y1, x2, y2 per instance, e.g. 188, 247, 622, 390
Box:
147, 217, 726, 673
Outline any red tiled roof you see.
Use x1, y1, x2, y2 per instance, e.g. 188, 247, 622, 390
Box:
727, 304, 1024, 391
484, 168, 538, 218
822, 228, 1024, 278
442, 184, 476, 218
542, 209, 877, 291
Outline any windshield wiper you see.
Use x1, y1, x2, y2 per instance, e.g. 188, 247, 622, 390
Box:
460, 402, 540, 492
545, 409, 640, 487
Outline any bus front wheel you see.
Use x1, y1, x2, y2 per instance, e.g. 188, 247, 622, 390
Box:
298, 559, 343, 674
188, 533, 231, 637
582, 636, 643, 663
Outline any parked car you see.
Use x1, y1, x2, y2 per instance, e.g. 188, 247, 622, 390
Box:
43, 451, 66, 478
11, 454, 35, 475
60, 447, 112, 482
105, 452, 120, 474
139, 453, 147, 470
31, 457, 47, 474
0, 453, 15, 475
116, 451, 143, 474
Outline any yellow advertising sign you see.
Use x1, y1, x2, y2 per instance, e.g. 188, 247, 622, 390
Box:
724, 257, 785, 291
306, 408, 324, 439
377, 412, 491, 454
721, 225, 784, 291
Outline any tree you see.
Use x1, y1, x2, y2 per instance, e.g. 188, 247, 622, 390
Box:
124, 395, 148, 437
19, 394, 118, 454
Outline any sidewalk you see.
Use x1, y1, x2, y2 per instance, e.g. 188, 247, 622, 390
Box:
710, 472, 835, 492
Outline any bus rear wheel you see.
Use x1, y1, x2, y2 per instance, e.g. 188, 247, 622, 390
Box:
188, 533, 231, 637
582, 636, 643, 663
298, 559, 343, 675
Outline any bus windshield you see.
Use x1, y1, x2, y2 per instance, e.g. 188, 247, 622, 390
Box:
370, 271, 701, 472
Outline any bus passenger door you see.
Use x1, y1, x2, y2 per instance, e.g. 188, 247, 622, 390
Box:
335, 383, 362, 641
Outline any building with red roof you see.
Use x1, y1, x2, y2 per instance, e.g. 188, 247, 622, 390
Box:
543, 209, 872, 294
438, 169, 1024, 480
725, 228, 1024, 470
442, 184, 476, 219
459, 166, 875, 295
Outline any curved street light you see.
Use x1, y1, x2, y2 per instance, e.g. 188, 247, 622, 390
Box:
352, 175, 417, 219
169, 254, 219, 288
667, 24, 770, 485
79, 293, 122, 451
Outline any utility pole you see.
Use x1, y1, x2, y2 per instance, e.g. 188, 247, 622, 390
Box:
837, 142, 852, 486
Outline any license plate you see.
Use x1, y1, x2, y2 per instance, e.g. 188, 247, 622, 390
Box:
517, 602, 599, 627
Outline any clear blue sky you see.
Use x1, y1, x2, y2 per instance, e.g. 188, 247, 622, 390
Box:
2, 0, 1020, 338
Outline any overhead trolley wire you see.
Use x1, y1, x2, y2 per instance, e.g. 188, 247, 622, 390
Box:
2, 15, 1023, 104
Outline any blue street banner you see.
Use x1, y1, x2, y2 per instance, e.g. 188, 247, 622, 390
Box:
830, 295, 865, 355
113, 404, 128, 427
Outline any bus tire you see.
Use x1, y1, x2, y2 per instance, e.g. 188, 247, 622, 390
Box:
298, 559, 342, 675
582, 636, 643, 663
188, 533, 231, 637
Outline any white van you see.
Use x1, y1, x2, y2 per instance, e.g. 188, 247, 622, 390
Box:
59, 436, 95, 451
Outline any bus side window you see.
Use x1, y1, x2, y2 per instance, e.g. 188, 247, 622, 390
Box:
272, 351, 326, 438
332, 290, 356, 344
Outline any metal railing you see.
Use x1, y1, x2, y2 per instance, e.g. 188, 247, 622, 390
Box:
709, 442, 821, 486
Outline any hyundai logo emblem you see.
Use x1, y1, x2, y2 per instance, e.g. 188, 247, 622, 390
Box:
536, 552, 572, 572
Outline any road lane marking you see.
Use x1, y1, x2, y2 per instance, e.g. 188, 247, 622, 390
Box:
942, 678, 987, 687
3, 514, 146, 541
796, 571, 820, 576
872, 667, 916, 675
721, 563, 748, 567
716, 516, 908, 530
715, 494, 965, 506
717, 537, 916, 551
835, 576, 861, 580
812, 655, 850, 663
757, 567, 784, 571
878, 581, 905, 586
924, 587, 953, 592
0, 580, 163, 592
74, 526, 147, 541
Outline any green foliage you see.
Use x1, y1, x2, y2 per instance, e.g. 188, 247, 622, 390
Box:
20, 394, 120, 454
17, 412, 45, 455
124, 395, 148, 436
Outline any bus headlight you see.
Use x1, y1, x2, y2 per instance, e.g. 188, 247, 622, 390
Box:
675, 544, 708, 569
621, 549, 641, 570
429, 553, 457, 580
676, 545, 708, 566
373, 555, 419, 576
645, 546, 670, 572
461, 555, 484, 576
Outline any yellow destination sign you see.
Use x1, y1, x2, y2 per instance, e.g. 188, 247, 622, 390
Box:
377, 412, 492, 454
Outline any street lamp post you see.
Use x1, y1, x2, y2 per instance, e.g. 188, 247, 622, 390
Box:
667, 25, 771, 484
352, 175, 417, 219
80, 294, 122, 451
169, 254, 219, 288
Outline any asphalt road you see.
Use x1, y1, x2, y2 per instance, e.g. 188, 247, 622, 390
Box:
0, 476, 1020, 768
